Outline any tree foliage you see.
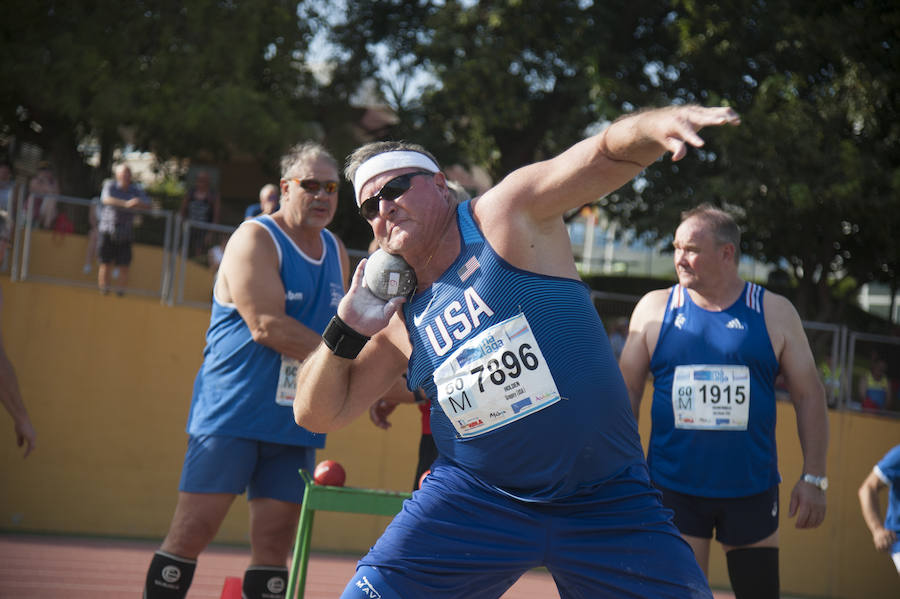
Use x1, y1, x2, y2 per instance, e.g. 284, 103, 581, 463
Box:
2, 0, 897, 320
609, 0, 900, 320
328, 0, 899, 320
328, 0, 674, 179
0, 0, 324, 195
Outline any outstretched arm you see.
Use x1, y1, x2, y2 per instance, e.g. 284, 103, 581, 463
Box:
484, 104, 741, 223
858, 470, 895, 551
474, 105, 740, 277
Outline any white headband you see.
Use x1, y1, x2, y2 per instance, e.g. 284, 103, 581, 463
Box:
353, 151, 440, 206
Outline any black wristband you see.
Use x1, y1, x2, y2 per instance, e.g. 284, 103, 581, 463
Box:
322, 315, 370, 359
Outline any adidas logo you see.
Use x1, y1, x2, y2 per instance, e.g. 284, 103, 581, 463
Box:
726, 318, 744, 330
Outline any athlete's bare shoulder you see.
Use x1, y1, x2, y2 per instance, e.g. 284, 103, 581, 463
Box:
762, 288, 805, 361
631, 287, 673, 331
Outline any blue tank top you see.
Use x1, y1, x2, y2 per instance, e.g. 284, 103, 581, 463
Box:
649, 283, 780, 497
186, 216, 344, 446
863, 373, 889, 410
403, 201, 644, 501
876, 444, 900, 536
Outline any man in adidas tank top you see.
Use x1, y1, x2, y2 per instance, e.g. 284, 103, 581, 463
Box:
144, 143, 350, 599
294, 105, 740, 598
618, 204, 829, 598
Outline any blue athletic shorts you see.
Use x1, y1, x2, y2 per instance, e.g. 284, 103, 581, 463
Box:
178, 434, 315, 503
657, 484, 779, 546
341, 459, 712, 599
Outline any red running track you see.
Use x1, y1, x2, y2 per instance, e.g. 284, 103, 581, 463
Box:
0, 533, 738, 598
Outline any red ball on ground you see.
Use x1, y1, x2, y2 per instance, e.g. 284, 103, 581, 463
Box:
418, 469, 430, 490
314, 459, 346, 487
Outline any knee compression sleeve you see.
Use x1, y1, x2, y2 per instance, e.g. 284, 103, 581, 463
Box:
243, 565, 288, 599
726, 547, 779, 599
143, 550, 197, 599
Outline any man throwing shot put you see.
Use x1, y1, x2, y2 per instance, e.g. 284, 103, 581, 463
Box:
618, 204, 829, 599
294, 105, 740, 598
144, 142, 349, 599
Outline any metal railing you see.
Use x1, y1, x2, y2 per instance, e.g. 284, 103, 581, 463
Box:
10, 190, 175, 300
6, 197, 898, 419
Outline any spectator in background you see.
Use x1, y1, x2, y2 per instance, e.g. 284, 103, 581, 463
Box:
819, 355, 844, 409
0, 211, 37, 457
244, 183, 280, 220
26, 162, 58, 229
0, 162, 13, 212
179, 169, 221, 258
608, 316, 628, 360
859, 356, 892, 412
858, 444, 900, 576
98, 164, 150, 296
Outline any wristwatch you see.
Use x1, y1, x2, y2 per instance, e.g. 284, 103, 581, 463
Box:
801, 473, 828, 491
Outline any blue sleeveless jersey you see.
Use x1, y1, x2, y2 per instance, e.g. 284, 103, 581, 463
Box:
649, 283, 780, 497
186, 216, 344, 446
876, 445, 900, 538
403, 201, 644, 501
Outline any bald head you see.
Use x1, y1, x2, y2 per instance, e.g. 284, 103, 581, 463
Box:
115, 164, 132, 186
259, 184, 279, 214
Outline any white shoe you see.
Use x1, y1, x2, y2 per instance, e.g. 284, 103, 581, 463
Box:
82, 264, 91, 274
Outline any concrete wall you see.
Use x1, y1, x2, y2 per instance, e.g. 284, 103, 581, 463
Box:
1, 278, 898, 598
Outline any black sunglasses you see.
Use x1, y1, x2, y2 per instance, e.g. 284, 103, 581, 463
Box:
288, 178, 339, 194
359, 171, 433, 220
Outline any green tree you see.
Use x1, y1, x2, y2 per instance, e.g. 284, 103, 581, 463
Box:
603, 0, 900, 321
325, 0, 899, 320
327, 0, 674, 181
0, 0, 324, 196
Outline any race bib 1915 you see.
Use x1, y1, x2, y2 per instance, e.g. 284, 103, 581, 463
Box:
672, 364, 750, 431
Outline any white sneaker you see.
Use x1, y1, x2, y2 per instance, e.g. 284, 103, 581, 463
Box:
82, 264, 91, 274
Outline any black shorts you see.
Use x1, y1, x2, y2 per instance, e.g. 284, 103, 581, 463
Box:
98, 233, 132, 266
657, 483, 779, 546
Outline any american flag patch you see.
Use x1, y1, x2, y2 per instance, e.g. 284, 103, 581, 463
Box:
458, 256, 480, 281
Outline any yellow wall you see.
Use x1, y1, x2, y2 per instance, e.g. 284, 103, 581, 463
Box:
0, 278, 421, 553
21, 228, 217, 304
1, 277, 898, 598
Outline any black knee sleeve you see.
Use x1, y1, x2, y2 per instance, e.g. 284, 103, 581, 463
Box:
726, 547, 779, 599
143, 550, 197, 599
243, 565, 288, 599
